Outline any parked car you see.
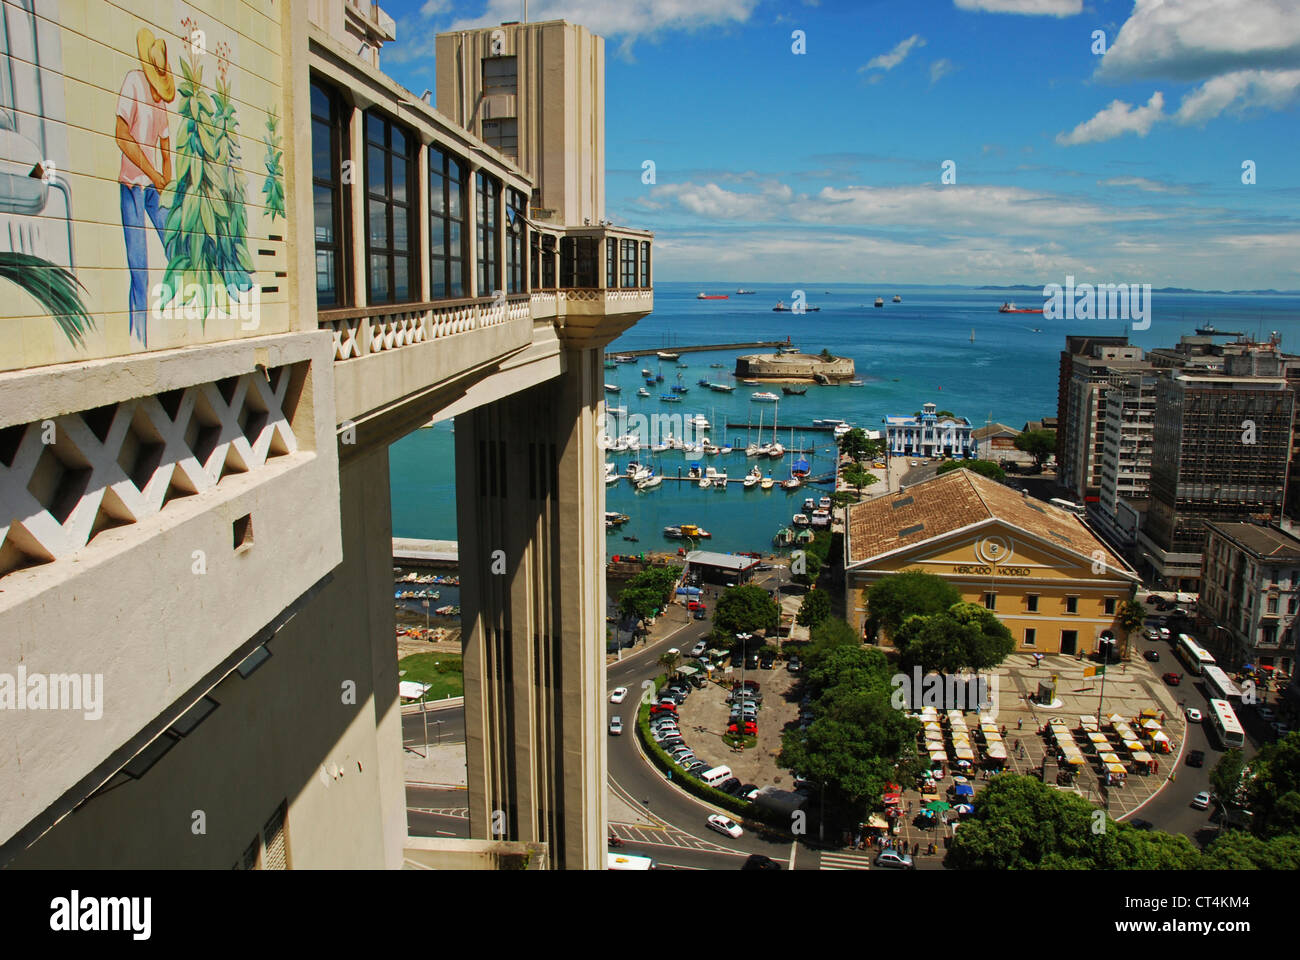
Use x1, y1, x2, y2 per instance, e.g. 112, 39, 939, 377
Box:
609, 687, 628, 704
693, 607, 708, 620
608, 716, 623, 736
1159, 627, 1171, 639
690, 641, 707, 657
1144, 650, 1160, 662
706, 814, 743, 839
1144, 628, 1160, 641
1185, 707, 1202, 722
1191, 791, 1212, 810
1186, 750, 1205, 767
874, 850, 914, 870
787, 657, 802, 673
649, 704, 677, 717
728, 721, 758, 735
742, 785, 761, 802
1162, 672, 1181, 685
760, 653, 776, 669
717, 778, 744, 796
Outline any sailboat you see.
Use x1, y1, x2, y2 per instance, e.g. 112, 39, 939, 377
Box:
782, 427, 802, 488
743, 465, 762, 489
768, 401, 785, 459
970, 328, 975, 343
746, 408, 770, 457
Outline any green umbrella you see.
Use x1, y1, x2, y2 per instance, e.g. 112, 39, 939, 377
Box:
925, 801, 951, 813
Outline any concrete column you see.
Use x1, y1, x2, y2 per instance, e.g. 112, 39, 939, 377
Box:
454, 348, 606, 870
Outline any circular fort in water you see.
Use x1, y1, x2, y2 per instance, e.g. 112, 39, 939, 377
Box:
734, 351, 856, 383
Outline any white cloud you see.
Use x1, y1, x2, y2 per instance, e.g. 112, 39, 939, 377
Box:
1099, 176, 1190, 195
1174, 68, 1300, 124
1055, 91, 1165, 145
645, 180, 1157, 231
1097, 0, 1300, 83
930, 58, 957, 85
419, 0, 450, 16
446, 0, 761, 39
861, 35, 926, 73
953, 0, 1081, 16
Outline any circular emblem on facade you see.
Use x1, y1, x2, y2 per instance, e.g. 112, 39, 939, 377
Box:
976, 535, 1012, 565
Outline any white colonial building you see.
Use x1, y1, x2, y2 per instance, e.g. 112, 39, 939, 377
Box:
885, 403, 976, 459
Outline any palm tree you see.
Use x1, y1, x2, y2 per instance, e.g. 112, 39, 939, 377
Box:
1116, 599, 1147, 659
1, 252, 93, 347
657, 650, 681, 678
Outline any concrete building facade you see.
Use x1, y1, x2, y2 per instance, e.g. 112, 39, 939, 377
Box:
884, 402, 975, 459
0, 1, 650, 871
1200, 522, 1300, 675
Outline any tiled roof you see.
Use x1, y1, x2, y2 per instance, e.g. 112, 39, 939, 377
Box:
1206, 522, 1300, 561
845, 470, 1130, 573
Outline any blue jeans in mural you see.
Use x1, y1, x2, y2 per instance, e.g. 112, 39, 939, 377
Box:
121, 183, 168, 347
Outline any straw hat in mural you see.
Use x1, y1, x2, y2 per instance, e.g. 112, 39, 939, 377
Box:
136, 28, 175, 103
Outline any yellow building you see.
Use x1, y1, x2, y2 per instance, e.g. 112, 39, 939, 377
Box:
845, 470, 1140, 656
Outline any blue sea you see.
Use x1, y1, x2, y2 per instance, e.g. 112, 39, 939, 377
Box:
390, 282, 1300, 554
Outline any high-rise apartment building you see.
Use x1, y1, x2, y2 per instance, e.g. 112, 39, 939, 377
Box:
1055, 336, 1143, 504
1140, 357, 1294, 591
1200, 522, 1300, 675
1093, 370, 1156, 548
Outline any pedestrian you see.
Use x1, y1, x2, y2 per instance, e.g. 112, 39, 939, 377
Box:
1017, 717, 1023, 730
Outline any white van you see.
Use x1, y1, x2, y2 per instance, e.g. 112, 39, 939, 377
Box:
701, 765, 733, 788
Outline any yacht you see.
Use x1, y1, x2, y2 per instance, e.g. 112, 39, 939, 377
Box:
703, 443, 721, 455
760, 475, 775, 491
698, 477, 711, 489
768, 442, 785, 459
705, 466, 728, 484
792, 513, 811, 528
636, 474, 662, 491
605, 463, 619, 484
782, 476, 801, 490
657, 351, 680, 360
637, 387, 651, 397
651, 439, 671, 453
626, 462, 652, 483
743, 466, 762, 489
833, 423, 852, 439
608, 437, 629, 453
689, 414, 711, 431
819, 496, 832, 510
719, 444, 733, 455
803, 497, 817, 512
604, 383, 620, 393
751, 391, 779, 402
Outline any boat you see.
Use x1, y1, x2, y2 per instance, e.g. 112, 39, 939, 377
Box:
604, 360, 618, 369
680, 523, 710, 539
772, 300, 820, 312
810, 509, 831, 528
637, 387, 651, 397
623, 535, 639, 542
698, 377, 713, 387
752, 391, 779, 402
636, 475, 662, 491
605, 472, 621, 485
813, 418, 845, 427
671, 384, 689, 394
848, 379, 864, 386
689, 414, 711, 431
696, 293, 729, 300
893, 295, 901, 303
782, 385, 808, 396
746, 410, 770, 457
657, 351, 680, 360
719, 444, 733, 455
736, 289, 756, 295
608, 405, 627, 417
792, 513, 811, 528
663, 525, 683, 539
651, 440, 671, 453
970, 328, 975, 343
660, 394, 682, 402
626, 462, 652, 483
608, 437, 629, 452
773, 527, 794, 547
795, 528, 815, 544
709, 363, 725, 368
605, 511, 630, 526
1195, 324, 1243, 336
708, 382, 735, 393
641, 368, 652, 376
705, 466, 728, 483
703, 443, 721, 455
833, 423, 852, 438
604, 383, 620, 393
768, 403, 784, 458
803, 497, 816, 512
819, 496, 832, 510
874, 297, 884, 307
678, 361, 689, 368
782, 477, 801, 490
614, 354, 635, 363
998, 302, 1044, 314
644, 376, 657, 386
760, 475, 774, 491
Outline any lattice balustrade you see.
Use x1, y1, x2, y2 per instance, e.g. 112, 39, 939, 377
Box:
0, 364, 303, 579
326, 316, 361, 361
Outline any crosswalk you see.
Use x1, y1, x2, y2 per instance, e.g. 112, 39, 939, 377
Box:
819, 850, 873, 870
609, 821, 730, 852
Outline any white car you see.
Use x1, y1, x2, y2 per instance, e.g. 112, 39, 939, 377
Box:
609, 687, 628, 704
1191, 791, 1212, 810
608, 716, 623, 736
706, 814, 743, 839
690, 641, 707, 657
1185, 707, 1202, 723
667, 648, 680, 657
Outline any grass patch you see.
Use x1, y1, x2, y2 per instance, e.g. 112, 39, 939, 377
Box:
398, 652, 464, 701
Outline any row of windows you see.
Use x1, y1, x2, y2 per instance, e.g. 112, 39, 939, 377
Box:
980, 593, 1117, 615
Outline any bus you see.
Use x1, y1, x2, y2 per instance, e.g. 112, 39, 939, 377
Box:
1049, 498, 1086, 517
606, 851, 657, 870
1175, 634, 1215, 676
1206, 698, 1245, 749
1202, 664, 1241, 703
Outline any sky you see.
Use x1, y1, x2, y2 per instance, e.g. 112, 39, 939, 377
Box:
379, 0, 1300, 289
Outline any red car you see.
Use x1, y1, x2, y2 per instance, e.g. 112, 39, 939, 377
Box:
728, 721, 758, 735
649, 703, 678, 717
1162, 672, 1182, 686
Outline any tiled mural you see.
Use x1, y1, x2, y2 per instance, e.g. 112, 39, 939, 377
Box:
0, 0, 287, 371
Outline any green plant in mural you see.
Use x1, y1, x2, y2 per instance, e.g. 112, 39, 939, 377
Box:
0, 252, 94, 346
160, 35, 251, 322
262, 106, 285, 223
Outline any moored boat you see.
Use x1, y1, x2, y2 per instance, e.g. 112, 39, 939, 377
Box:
752, 391, 779, 402
874, 297, 884, 307
782, 385, 808, 395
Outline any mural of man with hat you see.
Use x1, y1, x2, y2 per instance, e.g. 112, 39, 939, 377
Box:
114, 27, 175, 346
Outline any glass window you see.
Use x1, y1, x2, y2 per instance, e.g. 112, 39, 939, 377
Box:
1066, 596, 1078, 614
311, 78, 350, 307
1024, 629, 1036, 647
1026, 594, 1039, 612
640, 240, 650, 287
540, 234, 556, 289
606, 238, 617, 289
483, 119, 518, 160
1104, 597, 1117, 615
505, 188, 526, 294
429, 145, 468, 299
984, 593, 996, 610
364, 109, 417, 305
620, 239, 637, 288
477, 172, 500, 296
482, 56, 517, 96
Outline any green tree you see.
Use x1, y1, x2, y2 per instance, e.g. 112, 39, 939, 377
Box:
1245, 731, 1300, 837
657, 650, 681, 677
797, 589, 832, 628
863, 570, 961, 641
1116, 599, 1146, 656
1200, 831, 1300, 869
1210, 748, 1249, 808
936, 458, 1006, 482
791, 548, 823, 587
838, 428, 882, 464
841, 463, 878, 497
891, 602, 1015, 673
618, 585, 663, 634
713, 584, 779, 640
1014, 429, 1057, 466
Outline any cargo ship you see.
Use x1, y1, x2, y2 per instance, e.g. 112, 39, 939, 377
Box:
998, 302, 1044, 314
696, 293, 729, 300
